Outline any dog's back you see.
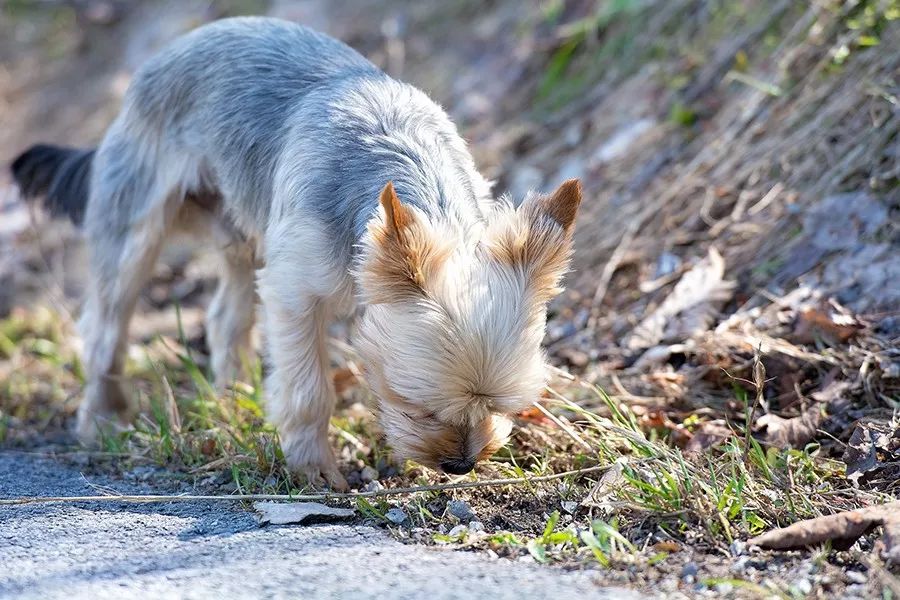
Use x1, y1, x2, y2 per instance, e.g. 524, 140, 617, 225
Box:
15, 17, 490, 245
113, 17, 383, 231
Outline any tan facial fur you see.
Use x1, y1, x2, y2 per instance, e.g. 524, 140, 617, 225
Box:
355, 180, 582, 474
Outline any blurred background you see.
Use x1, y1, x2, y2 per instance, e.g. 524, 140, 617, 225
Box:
0, 0, 897, 477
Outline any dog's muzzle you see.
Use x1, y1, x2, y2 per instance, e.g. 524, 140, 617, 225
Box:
439, 457, 476, 475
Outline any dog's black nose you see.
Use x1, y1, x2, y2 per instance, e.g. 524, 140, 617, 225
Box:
439, 457, 476, 475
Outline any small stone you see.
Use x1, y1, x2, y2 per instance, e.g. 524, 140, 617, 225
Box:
561, 501, 579, 514
385, 508, 408, 525
730, 556, 749, 574
715, 582, 733, 595
468, 521, 485, 533
729, 540, 747, 556
681, 562, 699, 583
447, 500, 476, 522
846, 571, 867, 585
448, 524, 469, 538
363, 480, 383, 493
792, 578, 812, 595
360, 466, 379, 483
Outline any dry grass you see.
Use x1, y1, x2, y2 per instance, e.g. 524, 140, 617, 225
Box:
1, 305, 895, 597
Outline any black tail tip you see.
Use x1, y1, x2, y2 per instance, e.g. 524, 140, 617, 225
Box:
11, 144, 71, 199
10, 143, 94, 225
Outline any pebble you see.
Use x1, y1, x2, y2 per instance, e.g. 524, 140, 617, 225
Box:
363, 480, 383, 493
360, 466, 379, 483
681, 562, 699, 584
730, 556, 749, 574
385, 508, 409, 525
845, 571, 867, 585
729, 540, 747, 557
714, 582, 733, 595
447, 500, 476, 522
561, 501, 579, 514
468, 521, 485, 533
448, 524, 469, 539
792, 578, 812, 595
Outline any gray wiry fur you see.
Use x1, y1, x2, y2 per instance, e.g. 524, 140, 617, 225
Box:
16, 17, 580, 490
114, 16, 492, 248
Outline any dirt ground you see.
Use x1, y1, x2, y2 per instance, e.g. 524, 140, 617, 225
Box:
1, 1, 898, 598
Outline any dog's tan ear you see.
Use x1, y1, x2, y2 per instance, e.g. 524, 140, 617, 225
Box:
358, 182, 451, 304
380, 181, 413, 240
539, 179, 582, 234
486, 179, 583, 306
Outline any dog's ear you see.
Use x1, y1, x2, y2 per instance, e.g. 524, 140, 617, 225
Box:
380, 181, 413, 241
536, 178, 581, 234
358, 182, 451, 303
486, 179, 583, 304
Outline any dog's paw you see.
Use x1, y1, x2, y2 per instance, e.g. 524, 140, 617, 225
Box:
75, 409, 132, 446
297, 462, 349, 492
281, 428, 349, 492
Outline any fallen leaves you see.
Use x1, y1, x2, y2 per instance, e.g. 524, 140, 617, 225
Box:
254, 501, 355, 525
755, 381, 852, 449
627, 247, 736, 351
756, 406, 824, 449
749, 501, 900, 564
843, 417, 900, 486
683, 420, 734, 454
791, 302, 864, 346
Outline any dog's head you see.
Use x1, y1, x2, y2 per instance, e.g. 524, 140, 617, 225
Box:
354, 179, 581, 474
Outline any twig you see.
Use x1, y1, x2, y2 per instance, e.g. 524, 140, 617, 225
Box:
533, 398, 593, 452
0, 464, 610, 506
590, 224, 636, 313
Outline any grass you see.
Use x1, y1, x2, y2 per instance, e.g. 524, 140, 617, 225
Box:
2, 305, 891, 597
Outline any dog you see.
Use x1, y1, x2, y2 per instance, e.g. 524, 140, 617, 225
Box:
11, 17, 581, 490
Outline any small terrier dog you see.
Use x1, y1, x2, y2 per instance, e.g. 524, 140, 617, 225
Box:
12, 17, 581, 490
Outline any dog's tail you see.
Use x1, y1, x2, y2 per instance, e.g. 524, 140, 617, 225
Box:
11, 144, 96, 226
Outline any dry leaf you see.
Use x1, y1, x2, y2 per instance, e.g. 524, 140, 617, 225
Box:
627, 247, 735, 351
792, 304, 863, 345
756, 381, 852, 448
582, 460, 627, 512
749, 501, 900, 564
843, 417, 900, 485
756, 406, 823, 449
684, 421, 734, 455
254, 501, 355, 525
517, 406, 553, 425
652, 540, 682, 553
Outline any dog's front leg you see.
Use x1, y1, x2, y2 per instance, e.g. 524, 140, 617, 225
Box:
259, 284, 348, 491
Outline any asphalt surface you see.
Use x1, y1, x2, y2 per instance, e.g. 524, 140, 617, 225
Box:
0, 452, 639, 599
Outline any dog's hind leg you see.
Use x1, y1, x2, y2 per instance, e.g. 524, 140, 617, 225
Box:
206, 218, 258, 390
75, 134, 183, 444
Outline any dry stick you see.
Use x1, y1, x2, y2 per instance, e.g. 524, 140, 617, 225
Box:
590, 223, 636, 312
0, 464, 610, 506
533, 398, 593, 452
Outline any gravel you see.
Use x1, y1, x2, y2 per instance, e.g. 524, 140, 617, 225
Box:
0, 452, 640, 600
